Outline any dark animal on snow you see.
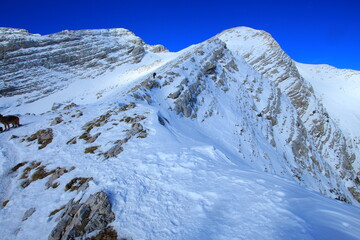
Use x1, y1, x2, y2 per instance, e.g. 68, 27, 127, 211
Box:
0, 114, 20, 130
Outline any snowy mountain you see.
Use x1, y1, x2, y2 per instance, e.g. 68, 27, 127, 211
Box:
0, 26, 360, 240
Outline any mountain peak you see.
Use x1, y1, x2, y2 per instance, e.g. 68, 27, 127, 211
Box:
1, 26, 360, 240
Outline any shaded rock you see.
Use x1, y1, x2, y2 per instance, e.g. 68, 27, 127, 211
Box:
137, 131, 148, 138
65, 177, 92, 192
21, 179, 31, 188
141, 79, 160, 90
79, 132, 101, 143
48, 191, 115, 240
66, 137, 77, 145
11, 161, 28, 172
85, 146, 100, 154
63, 103, 77, 110
51, 117, 63, 126
22, 208, 36, 221
127, 122, 146, 138
45, 167, 69, 188
79, 132, 92, 141
119, 102, 136, 111
104, 144, 124, 159
120, 115, 146, 124
87, 133, 101, 143
147, 44, 167, 53
157, 113, 169, 126
202, 61, 216, 75
2, 200, 9, 208
82, 111, 114, 133
19, 162, 71, 189
167, 90, 182, 99
27, 128, 54, 149
85, 226, 118, 240
71, 111, 83, 118
52, 103, 63, 111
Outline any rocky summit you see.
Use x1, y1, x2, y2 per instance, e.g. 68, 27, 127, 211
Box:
0, 27, 360, 240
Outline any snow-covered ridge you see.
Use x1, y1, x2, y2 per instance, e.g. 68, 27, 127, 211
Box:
0, 27, 30, 35
0, 27, 166, 105
1, 26, 360, 239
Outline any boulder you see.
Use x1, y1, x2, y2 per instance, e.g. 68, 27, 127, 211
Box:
48, 191, 115, 240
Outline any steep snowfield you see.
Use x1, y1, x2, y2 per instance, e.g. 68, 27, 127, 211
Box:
1, 26, 360, 239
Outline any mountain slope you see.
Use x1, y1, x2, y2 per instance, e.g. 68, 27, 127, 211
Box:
0, 27, 166, 107
0, 26, 360, 240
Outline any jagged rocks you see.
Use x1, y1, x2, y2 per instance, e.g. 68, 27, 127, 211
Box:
167, 90, 182, 99
141, 79, 160, 90
22, 208, 36, 221
2, 200, 10, 208
66, 137, 77, 145
65, 177, 92, 192
120, 115, 146, 124
79, 132, 101, 143
104, 117, 147, 159
147, 44, 168, 53
104, 144, 124, 159
71, 111, 83, 118
84, 146, 100, 154
82, 111, 114, 133
63, 103, 77, 110
119, 102, 136, 112
48, 191, 115, 240
46, 167, 72, 189
85, 226, 118, 240
13, 161, 73, 189
128, 122, 147, 138
52, 103, 63, 111
51, 117, 63, 126
27, 128, 54, 149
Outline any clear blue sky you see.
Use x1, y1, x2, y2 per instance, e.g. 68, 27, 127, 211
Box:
1, 0, 359, 70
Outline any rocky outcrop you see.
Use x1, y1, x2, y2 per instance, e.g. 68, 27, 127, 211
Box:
129, 27, 360, 204
48, 191, 115, 240
0, 28, 164, 103
104, 118, 148, 159
51, 117, 63, 126
26, 128, 54, 149
217, 27, 360, 203
22, 208, 36, 221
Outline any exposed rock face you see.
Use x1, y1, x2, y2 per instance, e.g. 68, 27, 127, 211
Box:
128, 27, 360, 203
217, 27, 360, 202
51, 117, 63, 126
27, 128, 54, 149
22, 208, 36, 221
48, 191, 115, 240
0, 27, 165, 103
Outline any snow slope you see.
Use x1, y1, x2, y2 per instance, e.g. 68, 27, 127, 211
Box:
296, 63, 360, 140
1, 26, 360, 239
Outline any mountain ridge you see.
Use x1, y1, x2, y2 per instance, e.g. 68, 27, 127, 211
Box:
1, 26, 360, 239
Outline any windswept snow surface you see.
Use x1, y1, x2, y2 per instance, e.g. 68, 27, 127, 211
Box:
1, 99, 360, 240
1, 27, 360, 240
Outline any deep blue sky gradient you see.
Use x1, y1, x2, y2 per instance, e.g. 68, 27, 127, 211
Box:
1, 0, 359, 70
